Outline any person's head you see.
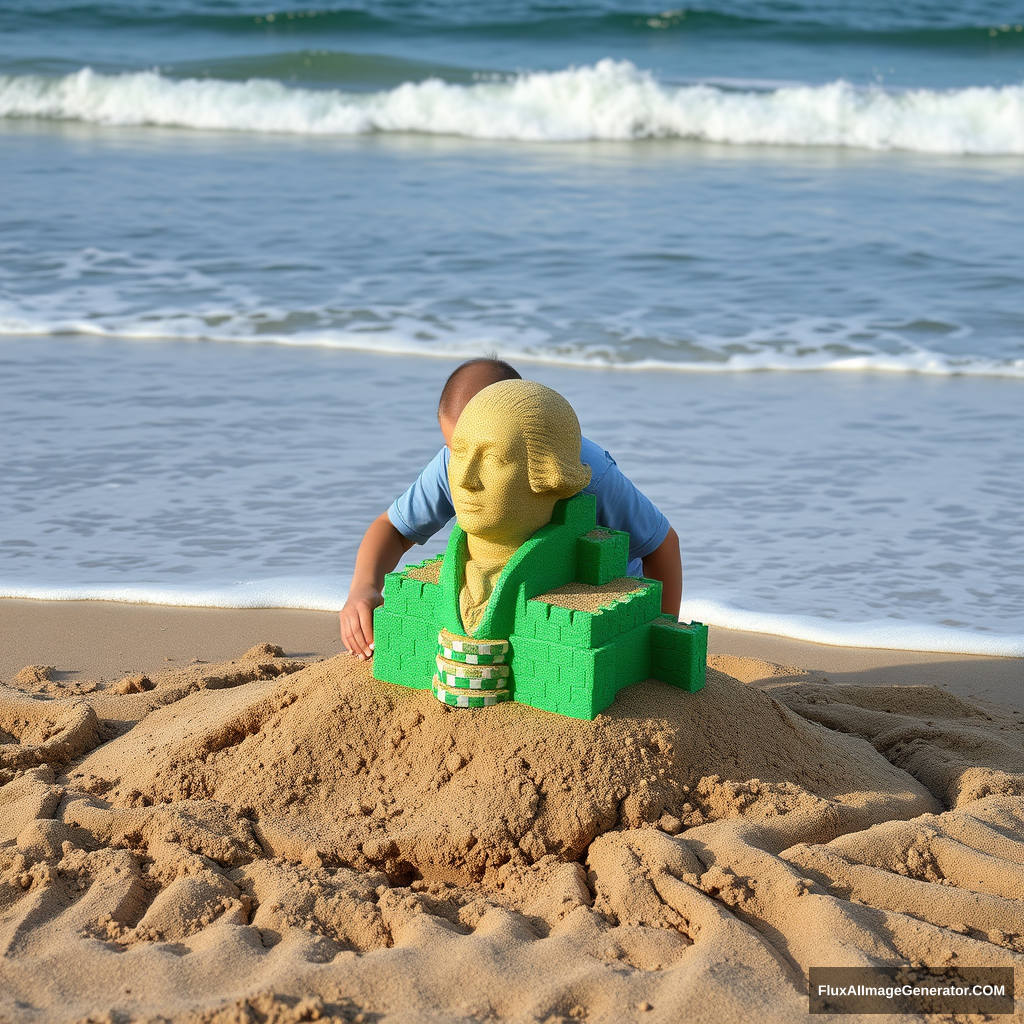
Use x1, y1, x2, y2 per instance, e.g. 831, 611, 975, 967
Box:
448, 379, 591, 550
438, 358, 522, 446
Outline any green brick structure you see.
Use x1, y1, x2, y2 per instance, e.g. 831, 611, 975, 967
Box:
372, 492, 707, 719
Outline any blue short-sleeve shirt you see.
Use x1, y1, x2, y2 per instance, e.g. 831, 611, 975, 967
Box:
387, 436, 669, 577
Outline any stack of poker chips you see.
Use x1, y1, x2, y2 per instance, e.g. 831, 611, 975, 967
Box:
432, 627, 511, 708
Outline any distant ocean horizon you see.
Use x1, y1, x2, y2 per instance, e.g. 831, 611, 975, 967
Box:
2, 1, 1022, 655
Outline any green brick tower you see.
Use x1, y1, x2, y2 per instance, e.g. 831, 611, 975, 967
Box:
372, 493, 707, 719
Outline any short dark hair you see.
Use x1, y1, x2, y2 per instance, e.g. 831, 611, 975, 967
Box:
437, 357, 522, 423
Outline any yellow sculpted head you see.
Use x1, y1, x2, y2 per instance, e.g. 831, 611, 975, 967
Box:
448, 379, 592, 550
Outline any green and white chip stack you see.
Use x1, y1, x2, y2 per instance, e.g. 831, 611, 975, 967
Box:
432, 628, 511, 708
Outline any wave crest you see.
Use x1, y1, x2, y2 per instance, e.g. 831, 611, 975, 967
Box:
1, 62, 1023, 154
2, 306, 1022, 378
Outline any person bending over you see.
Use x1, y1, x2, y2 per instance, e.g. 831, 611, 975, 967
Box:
340, 358, 682, 659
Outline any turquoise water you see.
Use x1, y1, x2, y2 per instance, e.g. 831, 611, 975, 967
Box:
1, 2, 1022, 653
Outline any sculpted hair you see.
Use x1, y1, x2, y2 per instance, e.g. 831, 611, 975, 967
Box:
467, 379, 592, 498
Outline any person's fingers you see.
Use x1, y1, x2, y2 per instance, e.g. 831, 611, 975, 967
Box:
340, 606, 371, 660
339, 608, 354, 654
357, 601, 376, 653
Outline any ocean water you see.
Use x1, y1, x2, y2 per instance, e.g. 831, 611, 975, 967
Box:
1, 1, 1022, 655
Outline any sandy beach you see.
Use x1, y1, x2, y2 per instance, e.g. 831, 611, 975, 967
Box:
2, 598, 1021, 1023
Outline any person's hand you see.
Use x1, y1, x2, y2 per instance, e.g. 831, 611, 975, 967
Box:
340, 584, 383, 660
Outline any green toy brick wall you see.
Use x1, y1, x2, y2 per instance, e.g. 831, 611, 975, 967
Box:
509, 620, 653, 720
650, 617, 708, 693
517, 579, 662, 649
576, 529, 629, 585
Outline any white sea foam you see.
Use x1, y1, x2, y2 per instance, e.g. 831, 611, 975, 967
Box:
1, 62, 1023, 154
1, 578, 349, 612
681, 598, 1024, 658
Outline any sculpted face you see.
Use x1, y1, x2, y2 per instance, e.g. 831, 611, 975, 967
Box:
447, 379, 591, 635
449, 410, 559, 551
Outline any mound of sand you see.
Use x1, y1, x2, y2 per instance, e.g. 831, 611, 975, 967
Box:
769, 679, 1024, 808
61, 650, 936, 889
1, 646, 1022, 1023
0, 688, 99, 772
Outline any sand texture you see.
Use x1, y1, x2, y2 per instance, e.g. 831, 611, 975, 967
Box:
1, 642, 1022, 1023
532, 580, 647, 613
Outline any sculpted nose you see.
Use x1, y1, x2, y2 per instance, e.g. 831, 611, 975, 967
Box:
458, 453, 483, 491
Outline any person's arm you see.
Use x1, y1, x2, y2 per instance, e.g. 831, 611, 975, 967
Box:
341, 447, 456, 658
642, 525, 682, 617
340, 512, 415, 659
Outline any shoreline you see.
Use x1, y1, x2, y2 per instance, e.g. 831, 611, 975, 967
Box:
3, 596, 1020, 714
5, 584, 1020, 659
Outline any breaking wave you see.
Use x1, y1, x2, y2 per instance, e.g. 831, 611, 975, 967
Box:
2, 304, 1023, 378
2, 62, 1023, 154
